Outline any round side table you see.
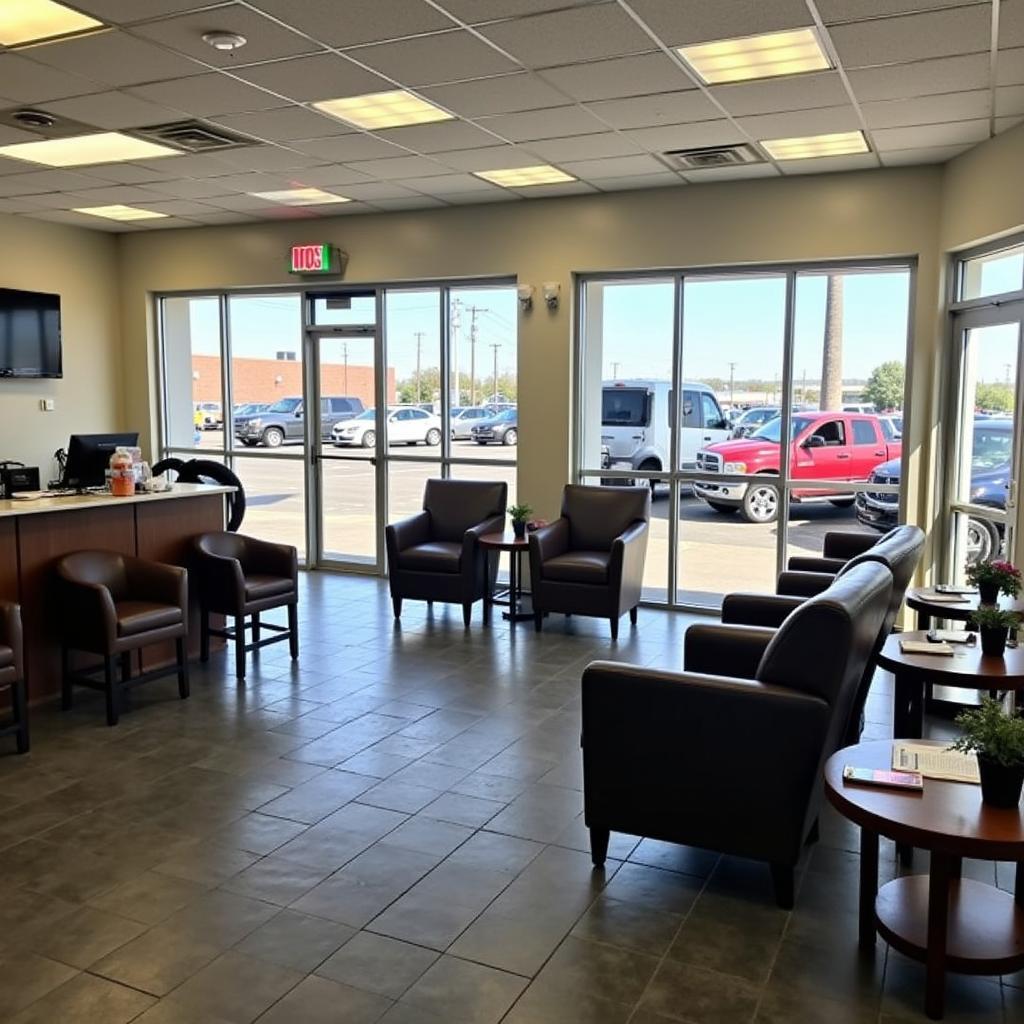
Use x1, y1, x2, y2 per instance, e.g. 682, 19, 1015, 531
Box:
479, 530, 534, 623
906, 588, 1024, 631
824, 740, 1024, 1020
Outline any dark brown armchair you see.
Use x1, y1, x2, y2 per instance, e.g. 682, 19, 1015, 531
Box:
193, 533, 299, 680
786, 528, 886, 576
386, 478, 508, 627
528, 485, 650, 639
56, 551, 189, 726
0, 602, 28, 753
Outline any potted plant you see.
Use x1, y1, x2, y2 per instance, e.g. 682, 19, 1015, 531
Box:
508, 503, 532, 539
949, 698, 1024, 808
968, 605, 1021, 657
965, 559, 1022, 605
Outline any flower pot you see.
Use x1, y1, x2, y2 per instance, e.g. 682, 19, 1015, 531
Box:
978, 581, 1000, 605
512, 520, 526, 539
979, 625, 1008, 657
977, 754, 1024, 808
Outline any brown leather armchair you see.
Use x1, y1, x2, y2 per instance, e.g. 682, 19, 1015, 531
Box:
386, 478, 507, 627
193, 533, 298, 680
0, 602, 28, 753
56, 551, 189, 726
582, 562, 893, 908
786, 528, 886, 576
528, 485, 650, 639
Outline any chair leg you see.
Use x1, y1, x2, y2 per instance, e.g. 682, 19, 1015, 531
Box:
176, 637, 190, 700
61, 646, 72, 711
609, 616, 619, 641
392, 596, 402, 619
199, 607, 210, 663
252, 611, 261, 646
534, 610, 543, 633
11, 678, 28, 754
590, 827, 610, 867
120, 651, 132, 683
462, 602, 472, 629
104, 655, 118, 727
770, 863, 794, 909
235, 616, 246, 680
287, 603, 299, 660
629, 606, 638, 626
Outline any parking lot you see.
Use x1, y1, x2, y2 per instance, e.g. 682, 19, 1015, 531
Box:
185, 428, 874, 607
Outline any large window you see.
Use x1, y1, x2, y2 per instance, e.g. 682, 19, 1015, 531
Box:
577, 265, 913, 610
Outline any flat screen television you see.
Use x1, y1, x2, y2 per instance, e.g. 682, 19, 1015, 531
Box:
0, 288, 62, 378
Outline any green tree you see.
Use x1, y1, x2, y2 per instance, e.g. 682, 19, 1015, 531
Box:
975, 382, 1014, 413
864, 360, 905, 411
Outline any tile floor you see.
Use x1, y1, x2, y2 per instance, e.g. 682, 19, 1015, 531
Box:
0, 573, 1019, 1023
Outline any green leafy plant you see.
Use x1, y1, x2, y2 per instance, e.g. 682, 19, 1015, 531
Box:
508, 503, 533, 524
949, 698, 1024, 767
965, 559, 1022, 597
968, 606, 1022, 630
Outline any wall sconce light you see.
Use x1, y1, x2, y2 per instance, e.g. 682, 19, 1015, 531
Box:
274, 374, 283, 385
542, 282, 560, 309
517, 283, 534, 311
192, 371, 200, 380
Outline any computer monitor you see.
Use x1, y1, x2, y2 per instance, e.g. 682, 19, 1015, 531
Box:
63, 433, 139, 489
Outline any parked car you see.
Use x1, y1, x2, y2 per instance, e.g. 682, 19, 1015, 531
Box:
843, 402, 877, 414
233, 402, 270, 418
731, 406, 779, 438
196, 401, 222, 430
856, 416, 1010, 561
332, 406, 442, 447
694, 412, 902, 523
602, 379, 731, 480
236, 395, 364, 447
470, 408, 518, 445
451, 406, 495, 440
878, 414, 902, 440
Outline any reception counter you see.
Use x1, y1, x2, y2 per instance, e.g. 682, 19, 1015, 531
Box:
0, 484, 231, 703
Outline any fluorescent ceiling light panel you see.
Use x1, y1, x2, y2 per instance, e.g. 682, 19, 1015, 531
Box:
74, 204, 169, 221
0, 132, 181, 167
474, 165, 576, 187
678, 27, 831, 85
313, 90, 453, 130
761, 130, 869, 160
0, 0, 103, 45
250, 187, 351, 206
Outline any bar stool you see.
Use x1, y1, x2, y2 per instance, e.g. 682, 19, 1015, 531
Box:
192, 533, 298, 679
56, 551, 189, 726
0, 602, 28, 753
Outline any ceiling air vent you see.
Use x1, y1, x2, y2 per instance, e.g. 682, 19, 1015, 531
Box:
132, 120, 256, 153
660, 143, 763, 170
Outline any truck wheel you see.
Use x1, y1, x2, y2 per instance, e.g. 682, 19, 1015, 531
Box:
966, 517, 1000, 563
262, 427, 284, 448
741, 481, 779, 524
706, 501, 738, 514
828, 497, 856, 508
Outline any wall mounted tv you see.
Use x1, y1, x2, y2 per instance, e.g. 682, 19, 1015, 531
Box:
0, 288, 62, 379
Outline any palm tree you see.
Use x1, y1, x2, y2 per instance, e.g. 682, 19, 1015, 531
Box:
820, 274, 844, 410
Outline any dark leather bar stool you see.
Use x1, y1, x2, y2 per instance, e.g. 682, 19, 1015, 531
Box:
193, 533, 298, 679
0, 602, 28, 754
55, 552, 189, 726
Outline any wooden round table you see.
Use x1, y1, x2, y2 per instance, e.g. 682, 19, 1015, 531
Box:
479, 530, 533, 623
906, 588, 1024, 630
877, 631, 1024, 739
825, 740, 1024, 1020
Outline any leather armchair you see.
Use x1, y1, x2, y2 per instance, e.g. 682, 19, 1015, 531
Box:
386, 478, 507, 627
55, 551, 189, 726
786, 528, 886, 575
528, 485, 650, 639
582, 562, 893, 908
193, 532, 299, 679
0, 602, 28, 753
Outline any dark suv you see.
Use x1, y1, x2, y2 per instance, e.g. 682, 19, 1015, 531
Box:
236, 395, 364, 448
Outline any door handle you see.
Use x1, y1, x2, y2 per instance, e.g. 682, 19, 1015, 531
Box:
631, 434, 642, 440
874, 450, 885, 457
836, 453, 851, 459
703, 436, 711, 441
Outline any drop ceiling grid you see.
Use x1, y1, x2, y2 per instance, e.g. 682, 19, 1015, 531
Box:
0, 0, 1008, 229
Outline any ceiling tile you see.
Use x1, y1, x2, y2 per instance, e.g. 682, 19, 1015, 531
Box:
345, 154, 450, 178
777, 153, 880, 175
476, 6, 653, 67
584, 90, 720, 129
816, 0, 981, 23
20, 209, 138, 230
0, 196, 57, 212
680, 163, 780, 182
872, 118, 991, 150
21, 29, 207, 89
878, 142, 974, 165
0, 169, 110, 196
346, 30, 517, 86
828, 7, 993, 68
560, 154, 667, 178
117, 198, 222, 216
623, 120, 746, 151
374, 120, 503, 153
508, 180, 596, 196
187, 210, 258, 223
235, 54, 390, 103
210, 106, 351, 142
288, 134, 408, 161
64, 162, 173, 184
143, 177, 239, 198
366, 195, 446, 210
68, 1, 223, 24
249, 0, 456, 47
421, 73, 568, 117
43, 90, 186, 129
63, 183, 171, 203
0, 53, 103, 103
436, 0, 602, 21
333, 182, 421, 200
862, 90, 992, 129
595, 171, 684, 190
710, 72, 850, 116
846, 53, 992, 102
524, 132, 643, 161
626, 0, 812, 46
132, 152, 235, 175
997, 47, 1024, 86
131, 5, 322, 67
279, 165, 375, 187
439, 191, 517, 204
13, 192, 81, 209
1000, 1, 1024, 48
205, 193, 285, 211
475, 105, 609, 141
205, 144, 328, 172
396, 173, 500, 194
431, 145, 543, 171
0, 125, 40, 146
995, 113, 1024, 132
539, 52, 694, 102
735, 105, 862, 139
996, 84, 1024, 116
129, 73, 282, 116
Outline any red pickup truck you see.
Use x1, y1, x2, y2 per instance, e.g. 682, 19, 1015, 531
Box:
693, 412, 902, 524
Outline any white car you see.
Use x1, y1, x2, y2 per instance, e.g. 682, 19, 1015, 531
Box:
332, 406, 442, 448
450, 405, 494, 440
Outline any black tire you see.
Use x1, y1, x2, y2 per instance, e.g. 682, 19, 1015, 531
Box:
966, 517, 1000, 564
638, 459, 661, 496
475, 440, 488, 445
362, 430, 376, 448
152, 457, 187, 479
425, 428, 441, 446
262, 426, 285, 449
706, 501, 738, 514
740, 479, 779, 524
502, 428, 518, 446
828, 497, 856, 508
240, 439, 257, 447
176, 459, 246, 532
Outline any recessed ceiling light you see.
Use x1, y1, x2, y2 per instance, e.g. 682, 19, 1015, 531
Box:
74, 205, 169, 222
202, 31, 247, 51
250, 188, 351, 206
0, 0, 103, 46
312, 90, 453, 130
0, 132, 181, 167
474, 165, 576, 188
677, 27, 831, 85
760, 130, 869, 160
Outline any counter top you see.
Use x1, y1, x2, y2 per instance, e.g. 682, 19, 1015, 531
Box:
0, 482, 233, 519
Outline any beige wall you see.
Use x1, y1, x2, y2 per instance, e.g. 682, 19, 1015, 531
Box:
0, 214, 122, 479
117, 166, 946, 526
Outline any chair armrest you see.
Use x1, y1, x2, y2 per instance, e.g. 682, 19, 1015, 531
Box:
127, 558, 188, 610
683, 623, 776, 678
193, 542, 245, 611
721, 593, 805, 629
823, 531, 878, 560
386, 511, 431, 555
463, 513, 507, 560
777, 570, 835, 597
786, 555, 847, 574
244, 537, 297, 581
0, 602, 23, 677
57, 575, 118, 650
528, 517, 570, 578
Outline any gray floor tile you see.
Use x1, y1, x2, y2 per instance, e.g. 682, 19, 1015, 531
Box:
0, 949, 79, 1018
4, 972, 155, 1024
29, 904, 148, 969
317, 931, 439, 997
234, 909, 355, 971
258, 975, 393, 1024
400, 954, 528, 1023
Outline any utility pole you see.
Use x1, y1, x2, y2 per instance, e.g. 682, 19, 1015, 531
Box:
413, 331, 425, 403
728, 361, 737, 407
450, 299, 462, 406
489, 343, 501, 402
466, 305, 487, 406
1005, 362, 1013, 386
342, 342, 349, 394
611, 361, 621, 378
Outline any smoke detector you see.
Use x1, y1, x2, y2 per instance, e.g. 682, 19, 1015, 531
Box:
202, 31, 247, 51
12, 109, 57, 128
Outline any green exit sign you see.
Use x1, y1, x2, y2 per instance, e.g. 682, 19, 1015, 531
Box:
289, 243, 342, 275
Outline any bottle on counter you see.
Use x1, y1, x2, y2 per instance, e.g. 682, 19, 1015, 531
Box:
109, 447, 136, 497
